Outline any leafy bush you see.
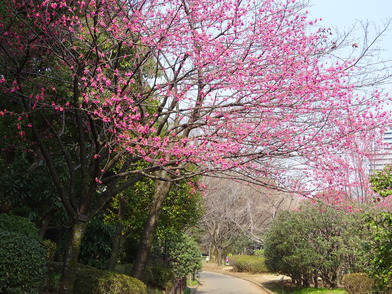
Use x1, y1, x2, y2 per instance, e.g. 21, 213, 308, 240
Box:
264, 203, 370, 288
253, 249, 264, 257
150, 266, 175, 289
79, 218, 116, 269
168, 234, 202, 278
230, 255, 268, 273
0, 231, 46, 294
342, 273, 373, 294
115, 263, 134, 276
44, 262, 63, 292
365, 212, 392, 293
0, 213, 40, 240
42, 239, 57, 262
74, 266, 147, 294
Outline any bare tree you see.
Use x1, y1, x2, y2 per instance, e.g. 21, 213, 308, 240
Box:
198, 177, 299, 263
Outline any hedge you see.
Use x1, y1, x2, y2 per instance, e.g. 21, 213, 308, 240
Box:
230, 255, 268, 274
74, 266, 147, 294
0, 213, 40, 240
342, 273, 373, 294
0, 230, 46, 293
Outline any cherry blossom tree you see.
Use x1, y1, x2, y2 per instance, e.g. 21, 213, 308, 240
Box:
1, 0, 391, 291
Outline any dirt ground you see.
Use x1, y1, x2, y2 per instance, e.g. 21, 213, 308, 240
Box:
201, 262, 291, 293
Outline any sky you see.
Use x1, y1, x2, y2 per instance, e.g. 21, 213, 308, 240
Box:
308, 0, 392, 97
308, 0, 392, 32
308, 0, 392, 59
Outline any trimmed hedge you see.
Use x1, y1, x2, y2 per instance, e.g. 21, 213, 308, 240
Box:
230, 255, 268, 274
0, 213, 40, 240
0, 222, 46, 294
74, 266, 147, 294
342, 273, 373, 294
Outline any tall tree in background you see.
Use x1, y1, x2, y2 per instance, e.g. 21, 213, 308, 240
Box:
199, 177, 298, 263
264, 202, 370, 288
1, 0, 391, 291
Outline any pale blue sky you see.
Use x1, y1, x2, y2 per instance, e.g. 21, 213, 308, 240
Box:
309, 0, 392, 52
309, 0, 392, 93
309, 0, 392, 25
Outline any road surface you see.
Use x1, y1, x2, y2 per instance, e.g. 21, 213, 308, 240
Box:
195, 271, 267, 294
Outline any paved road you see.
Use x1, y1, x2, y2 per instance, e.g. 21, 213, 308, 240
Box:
195, 271, 266, 294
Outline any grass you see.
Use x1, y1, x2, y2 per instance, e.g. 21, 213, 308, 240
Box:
264, 280, 346, 294
188, 279, 199, 286
292, 289, 346, 294
268, 286, 346, 294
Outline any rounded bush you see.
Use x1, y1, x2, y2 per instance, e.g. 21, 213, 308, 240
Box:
0, 213, 40, 240
230, 255, 268, 274
0, 231, 47, 294
74, 266, 147, 294
342, 273, 373, 294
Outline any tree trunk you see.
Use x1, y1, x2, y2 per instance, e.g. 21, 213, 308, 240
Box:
131, 172, 172, 280
217, 247, 222, 266
59, 220, 87, 294
108, 195, 125, 271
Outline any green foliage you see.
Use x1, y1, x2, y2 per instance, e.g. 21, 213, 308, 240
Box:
79, 218, 116, 269
0, 231, 46, 294
74, 266, 147, 294
253, 249, 265, 257
369, 166, 392, 198
265, 280, 346, 294
292, 289, 346, 294
113, 176, 204, 265
150, 266, 175, 289
167, 234, 202, 279
159, 180, 204, 234
115, 263, 134, 276
342, 273, 373, 294
264, 202, 369, 288
113, 177, 204, 236
230, 255, 268, 273
0, 214, 46, 293
44, 262, 63, 292
0, 154, 68, 227
365, 213, 392, 293
42, 239, 57, 262
368, 167, 392, 293
0, 213, 40, 240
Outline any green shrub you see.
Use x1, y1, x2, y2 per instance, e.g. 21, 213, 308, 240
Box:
150, 266, 175, 290
115, 263, 134, 276
253, 249, 264, 257
342, 273, 373, 294
230, 255, 268, 274
0, 231, 47, 294
79, 218, 116, 269
74, 266, 147, 294
168, 234, 202, 278
44, 262, 63, 292
42, 239, 57, 262
0, 213, 40, 240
